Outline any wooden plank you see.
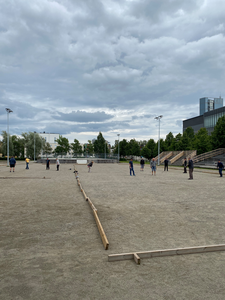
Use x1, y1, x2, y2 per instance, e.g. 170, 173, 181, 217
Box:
87, 198, 97, 212
108, 244, 225, 262
108, 253, 134, 262
93, 210, 109, 250
134, 253, 141, 265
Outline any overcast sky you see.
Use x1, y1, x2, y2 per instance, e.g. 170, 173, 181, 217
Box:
0, 0, 225, 145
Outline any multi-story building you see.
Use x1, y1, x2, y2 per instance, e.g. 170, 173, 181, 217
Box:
199, 97, 223, 115
183, 97, 224, 134
39, 132, 60, 152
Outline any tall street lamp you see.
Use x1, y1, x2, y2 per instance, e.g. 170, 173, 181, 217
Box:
34, 131, 36, 162
154, 115, 163, 166
117, 134, 120, 162
5, 108, 13, 167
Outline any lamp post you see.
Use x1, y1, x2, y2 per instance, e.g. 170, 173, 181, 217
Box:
34, 131, 36, 162
105, 140, 106, 159
154, 115, 163, 166
5, 108, 13, 167
117, 134, 120, 162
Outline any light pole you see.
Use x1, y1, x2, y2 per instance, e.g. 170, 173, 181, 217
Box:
105, 140, 107, 159
34, 131, 36, 162
117, 134, 120, 162
154, 115, 163, 166
5, 108, 13, 167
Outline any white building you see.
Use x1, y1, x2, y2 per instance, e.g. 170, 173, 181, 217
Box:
39, 132, 60, 152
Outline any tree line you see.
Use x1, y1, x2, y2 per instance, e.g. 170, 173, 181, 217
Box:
1, 115, 225, 159
113, 115, 225, 159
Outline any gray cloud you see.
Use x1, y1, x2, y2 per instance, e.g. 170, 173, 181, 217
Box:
0, 0, 224, 144
54, 110, 114, 122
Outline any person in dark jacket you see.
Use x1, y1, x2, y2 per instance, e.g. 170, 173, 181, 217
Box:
183, 157, 187, 173
188, 157, 194, 180
217, 159, 224, 177
46, 158, 50, 170
164, 159, 169, 171
88, 161, 94, 172
140, 157, 145, 171
9, 156, 16, 172
129, 158, 135, 176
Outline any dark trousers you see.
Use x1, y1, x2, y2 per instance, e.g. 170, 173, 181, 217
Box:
189, 168, 193, 179
184, 166, 187, 173
57, 165, 59, 171
164, 165, 168, 171
130, 167, 135, 176
219, 168, 223, 177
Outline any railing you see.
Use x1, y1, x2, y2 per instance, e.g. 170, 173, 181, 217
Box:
193, 148, 225, 163
160, 152, 173, 163
170, 151, 184, 164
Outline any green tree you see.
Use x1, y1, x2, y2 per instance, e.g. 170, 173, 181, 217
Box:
94, 132, 108, 154
164, 132, 174, 151
170, 133, 183, 151
153, 139, 166, 157
193, 128, 212, 155
184, 127, 195, 141
211, 115, 225, 149
21, 132, 43, 159
54, 135, 70, 156
127, 139, 140, 156
0, 131, 14, 156
12, 135, 24, 158
146, 139, 156, 157
141, 146, 151, 159
71, 139, 82, 155
87, 140, 94, 155
43, 142, 52, 155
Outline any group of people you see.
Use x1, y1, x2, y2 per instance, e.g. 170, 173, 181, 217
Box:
129, 156, 224, 179
45, 158, 60, 171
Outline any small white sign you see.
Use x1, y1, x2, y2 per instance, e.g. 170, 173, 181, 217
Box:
77, 160, 87, 164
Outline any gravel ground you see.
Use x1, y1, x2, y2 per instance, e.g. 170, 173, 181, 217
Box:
1, 161, 225, 300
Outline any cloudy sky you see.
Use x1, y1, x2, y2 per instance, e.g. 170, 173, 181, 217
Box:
0, 0, 225, 145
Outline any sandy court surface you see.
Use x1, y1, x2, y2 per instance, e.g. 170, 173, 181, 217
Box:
1, 161, 225, 300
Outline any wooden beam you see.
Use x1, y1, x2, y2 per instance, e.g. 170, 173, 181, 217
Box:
108, 244, 225, 263
93, 210, 109, 250
134, 253, 141, 264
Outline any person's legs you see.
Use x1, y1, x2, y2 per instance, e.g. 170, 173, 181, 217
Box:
219, 168, 222, 177
130, 168, 132, 176
57, 165, 59, 171
133, 168, 135, 176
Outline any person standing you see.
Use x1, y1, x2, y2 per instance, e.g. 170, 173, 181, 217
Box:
140, 157, 145, 171
188, 157, 194, 180
129, 158, 135, 176
150, 158, 156, 175
25, 157, 30, 169
9, 156, 16, 172
46, 158, 50, 170
87, 161, 94, 172
164, 158, 168, 171
183, 157, 187, 173
217, 159, 224, 177
56, 158, 60, 171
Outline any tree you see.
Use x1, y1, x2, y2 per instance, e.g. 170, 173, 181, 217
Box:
141, 146, 151, 159
193, 128, 212, 155
170, 133, 183, 151
71, 139, 82, 156
164, 132, 174, 151
54, 135, 70, 156
146, 139, 156, 157
21, 132, 43, 159
184, 127, 195, 141
211, 115, 225, 149
94, 132, 108, 154
12, 135, 24, 158
87, 140, 94, 155
0, 131, 14, 156
127, 139, 140, 156
43, 142, 52, 155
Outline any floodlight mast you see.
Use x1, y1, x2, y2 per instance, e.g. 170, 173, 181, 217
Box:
117, 134, 120, 162
5, 108, 13, 167
154, 115, 163, 166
